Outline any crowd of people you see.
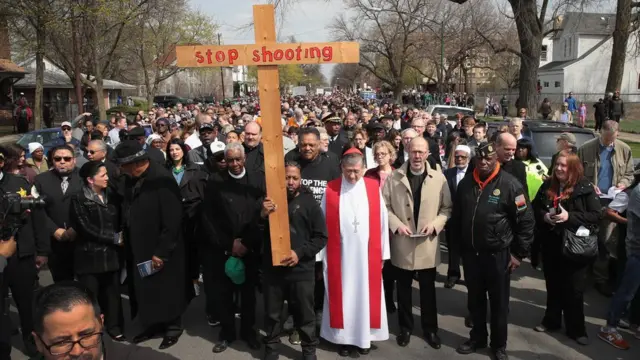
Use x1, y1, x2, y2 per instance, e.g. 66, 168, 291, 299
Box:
0, 91, 639, 360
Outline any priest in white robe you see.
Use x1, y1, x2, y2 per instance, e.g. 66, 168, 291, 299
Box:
317, 147, 390, 356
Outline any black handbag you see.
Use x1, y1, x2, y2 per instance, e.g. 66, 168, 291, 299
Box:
562, 227, 599, 262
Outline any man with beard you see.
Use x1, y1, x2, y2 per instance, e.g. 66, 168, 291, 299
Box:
30, 282, 178, 360
114, 141, 188, 350
323, 113, 348, 156
381, 115, 394, 134
244, 121, 265, 173
284, 127, 340, 203
451, 142, 534, 360
187, 123, 217, 166
261, 162, 327, 360
32, 145, 82, 282
201, 142, 264, 353
495, 133, 528, 197
392, 107, 403, 130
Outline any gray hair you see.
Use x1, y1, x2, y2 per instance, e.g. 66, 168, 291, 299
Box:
224, 142, 245, 158
341, 153, 364, 167
241, 114, 253, 123
88, 140, 107, 153
401, 128, 418, 137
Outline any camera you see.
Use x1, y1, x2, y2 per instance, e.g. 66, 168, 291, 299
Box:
0, 193, 46, 239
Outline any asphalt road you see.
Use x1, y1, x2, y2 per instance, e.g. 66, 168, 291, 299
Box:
8, 254, 640, 360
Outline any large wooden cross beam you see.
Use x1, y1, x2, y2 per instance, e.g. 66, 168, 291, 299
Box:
176, 4, 359, 265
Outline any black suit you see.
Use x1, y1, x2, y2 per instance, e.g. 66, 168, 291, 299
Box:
33, 169, 83, 282
443, 167, 466, 279
327, 132, 348, 156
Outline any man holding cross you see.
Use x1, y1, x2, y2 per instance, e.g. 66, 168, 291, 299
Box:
317, 147, 390, 357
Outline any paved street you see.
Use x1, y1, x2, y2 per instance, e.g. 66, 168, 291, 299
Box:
8, 253, 640, 360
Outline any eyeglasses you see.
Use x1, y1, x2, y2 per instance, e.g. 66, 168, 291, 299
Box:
87, 150, 103, 155
53, 156, 73, 162
61, 127, 71, 131
374, 152, 389, 157
157, 124, 167, 127
35, 331, 102, 356
454, 155, 468, 159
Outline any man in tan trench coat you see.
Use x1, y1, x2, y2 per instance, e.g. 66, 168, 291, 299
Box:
382, 137, 452, 350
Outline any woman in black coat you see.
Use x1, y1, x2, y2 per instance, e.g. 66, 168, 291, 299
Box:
69, 161, 125, 341
531, 150, 602, 345
166, 139, 207, 296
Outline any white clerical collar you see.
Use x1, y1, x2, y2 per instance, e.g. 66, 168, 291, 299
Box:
409, 167, 425, 176
228, 168, 246, 179
458, 166, 468, 173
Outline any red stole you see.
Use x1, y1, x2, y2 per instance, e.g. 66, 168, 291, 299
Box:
325, 177, 382, 329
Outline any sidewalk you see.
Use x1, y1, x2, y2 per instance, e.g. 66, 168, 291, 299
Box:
618, 132, 640, 143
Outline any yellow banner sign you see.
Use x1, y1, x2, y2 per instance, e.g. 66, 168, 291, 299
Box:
176, 42, 360, 67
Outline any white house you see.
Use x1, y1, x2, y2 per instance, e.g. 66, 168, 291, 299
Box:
538, 12, 640, 102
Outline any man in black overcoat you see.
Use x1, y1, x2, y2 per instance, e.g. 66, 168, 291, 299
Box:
113, 140, 189, 350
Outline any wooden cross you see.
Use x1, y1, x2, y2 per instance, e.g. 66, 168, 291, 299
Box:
175, 4, 359, 265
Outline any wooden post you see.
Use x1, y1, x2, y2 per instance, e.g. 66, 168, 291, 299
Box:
253, 5, 290, 265
174, 4, 359, 265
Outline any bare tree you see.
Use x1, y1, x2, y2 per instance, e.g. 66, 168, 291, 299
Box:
450, 0, 595, 114
605, 0, 640, 93
331, 0, 437, 101
126, 0, 217, 108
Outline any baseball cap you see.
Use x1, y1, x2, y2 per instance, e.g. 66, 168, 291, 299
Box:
61, 121, 72, 128
210, 140, 225, 155
224, 256, 245, 285
200, 123, 215, 131
556, 132, 576, 145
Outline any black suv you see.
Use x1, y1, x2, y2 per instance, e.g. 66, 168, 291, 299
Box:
153, 95, 185, 108
485, 120, 596, 167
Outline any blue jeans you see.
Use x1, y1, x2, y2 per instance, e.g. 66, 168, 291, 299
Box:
607, 254, 640, 327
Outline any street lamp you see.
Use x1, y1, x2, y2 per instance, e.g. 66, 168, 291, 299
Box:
367, 6, 445, 94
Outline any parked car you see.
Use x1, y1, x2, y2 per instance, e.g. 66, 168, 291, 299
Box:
153, 95, 187, 108
426, 105, 475, 119
485, 120, 596, 167
17, 128, 63, 158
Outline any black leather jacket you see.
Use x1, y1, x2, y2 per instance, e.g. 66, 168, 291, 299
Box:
69, 187, 122, 274
450, 168, 535, 259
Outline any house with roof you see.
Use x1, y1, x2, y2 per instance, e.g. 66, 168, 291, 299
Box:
13, 57, 135, 122
538, 12, 640, 102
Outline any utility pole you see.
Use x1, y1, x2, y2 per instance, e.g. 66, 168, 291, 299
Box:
218, 33, 226, 100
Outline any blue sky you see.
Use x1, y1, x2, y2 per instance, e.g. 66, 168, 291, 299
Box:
192, 0, 341, 79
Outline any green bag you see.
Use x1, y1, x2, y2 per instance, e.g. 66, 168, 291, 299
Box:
224, 256, 245, 285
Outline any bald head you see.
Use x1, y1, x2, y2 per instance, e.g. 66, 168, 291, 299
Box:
496, 133, 517, 163
408, 136, 429, 172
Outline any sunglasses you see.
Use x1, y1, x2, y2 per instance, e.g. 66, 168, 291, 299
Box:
53, 156, 73, 162
88, 150, 102, 155
157, 124, 167, 127
61, 127, 71, 131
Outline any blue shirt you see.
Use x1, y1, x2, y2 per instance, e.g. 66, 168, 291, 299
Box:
172, 169, 184, 185
565, 96, 577, 112
598, 144, 614, 193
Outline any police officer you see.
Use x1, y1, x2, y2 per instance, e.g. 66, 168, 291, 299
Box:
450, 142, 534, 360
0, 145, 46, 358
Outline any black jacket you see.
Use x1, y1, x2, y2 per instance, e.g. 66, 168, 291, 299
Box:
260, 187, 327, 281
146, 147, 166, 166
285, 149, 341, 203
501, 159, 529, 198
244, 142, 265, 174
532, 177, 602, 252
32, 169, 83, 252
173, 163, 207, 220
0, 172, 42, 257
201, 169, 266, 252
450, 168, 535, 259
69, 187, 121, 274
